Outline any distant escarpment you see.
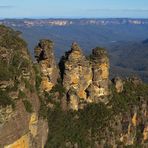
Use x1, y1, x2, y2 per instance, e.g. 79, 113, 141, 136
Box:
1, 25, 148, 148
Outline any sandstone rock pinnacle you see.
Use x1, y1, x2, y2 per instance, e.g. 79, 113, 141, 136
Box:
61, 44, 110, 110
34, 39, 59, 92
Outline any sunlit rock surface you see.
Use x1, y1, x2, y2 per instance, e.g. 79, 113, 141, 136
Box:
61, 43, 110, 110
34, 39, 59, 92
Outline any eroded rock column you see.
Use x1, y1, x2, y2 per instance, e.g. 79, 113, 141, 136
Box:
87, 47, 110, 104
62, 42, 92, 110
34, 39, 59, 92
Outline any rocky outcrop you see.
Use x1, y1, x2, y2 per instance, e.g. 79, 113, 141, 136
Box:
61, 43, 110, 110
87, 47, 110, 104
112, 77, 124, 93
105, 98, 148, 147
0, 106, 14, 125
62, 42, 92, 110
34, 39, 59, 92
130, 76, 143, 86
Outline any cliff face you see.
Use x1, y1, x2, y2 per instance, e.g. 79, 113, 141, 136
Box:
0, 25, 48, 148
94, 78, 148, 148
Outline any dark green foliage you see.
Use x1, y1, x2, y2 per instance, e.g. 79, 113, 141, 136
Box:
23, 79, 34, 93
44, 91, 54, 101
0, 25, 34, 110
0, 25, 36, 110
18, 90, 26, 98
29, 85, 35, 93
23, 100, 33, 113
35, 75, 42, 92
45, 103, 112, 147
4, 79, 19, 94
135, 125, 143, 144
0, 58, 22, 81
0, 25, 27, 50
20, 59, 30, 68
124, 145, 144, 148
0, 63, 11, 81
0, 25, 30, 81
50, 78, 66, 97
79, 103, 112, 130
45, 81, 148, 147
12, 53, 21, 67
86, 54, 94, 62
0, 90, 15, 108
93, 47, 107, 55
33, 64, 42, 92
33, 64, 40, 74
9, 79, 19, 91
39, 97, 48, 119
111, 81, 148, 113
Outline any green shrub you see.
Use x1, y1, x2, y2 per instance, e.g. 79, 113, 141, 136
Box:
86, 54, 94, 62
23, 100, 33, 113
111, 81, 148, 113
44, 91, 54, 101
20, 59, 30, 68
0, 63, 11, 81
12, 53, 21, 67
0, 90, 15, 108
33, 64, 40, 74
0, 31, 27, 50
50, 79, 66, 97
18, 90, 26, 98
24, 79, 31, 89
35, 75, 42, 92
39, 97, 48, 119
10, 79, 19, 91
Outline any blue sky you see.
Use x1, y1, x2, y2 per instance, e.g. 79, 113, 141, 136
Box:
0, 0, 148, 18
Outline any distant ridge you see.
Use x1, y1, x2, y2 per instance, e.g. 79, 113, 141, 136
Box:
1, 18, 148, 27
